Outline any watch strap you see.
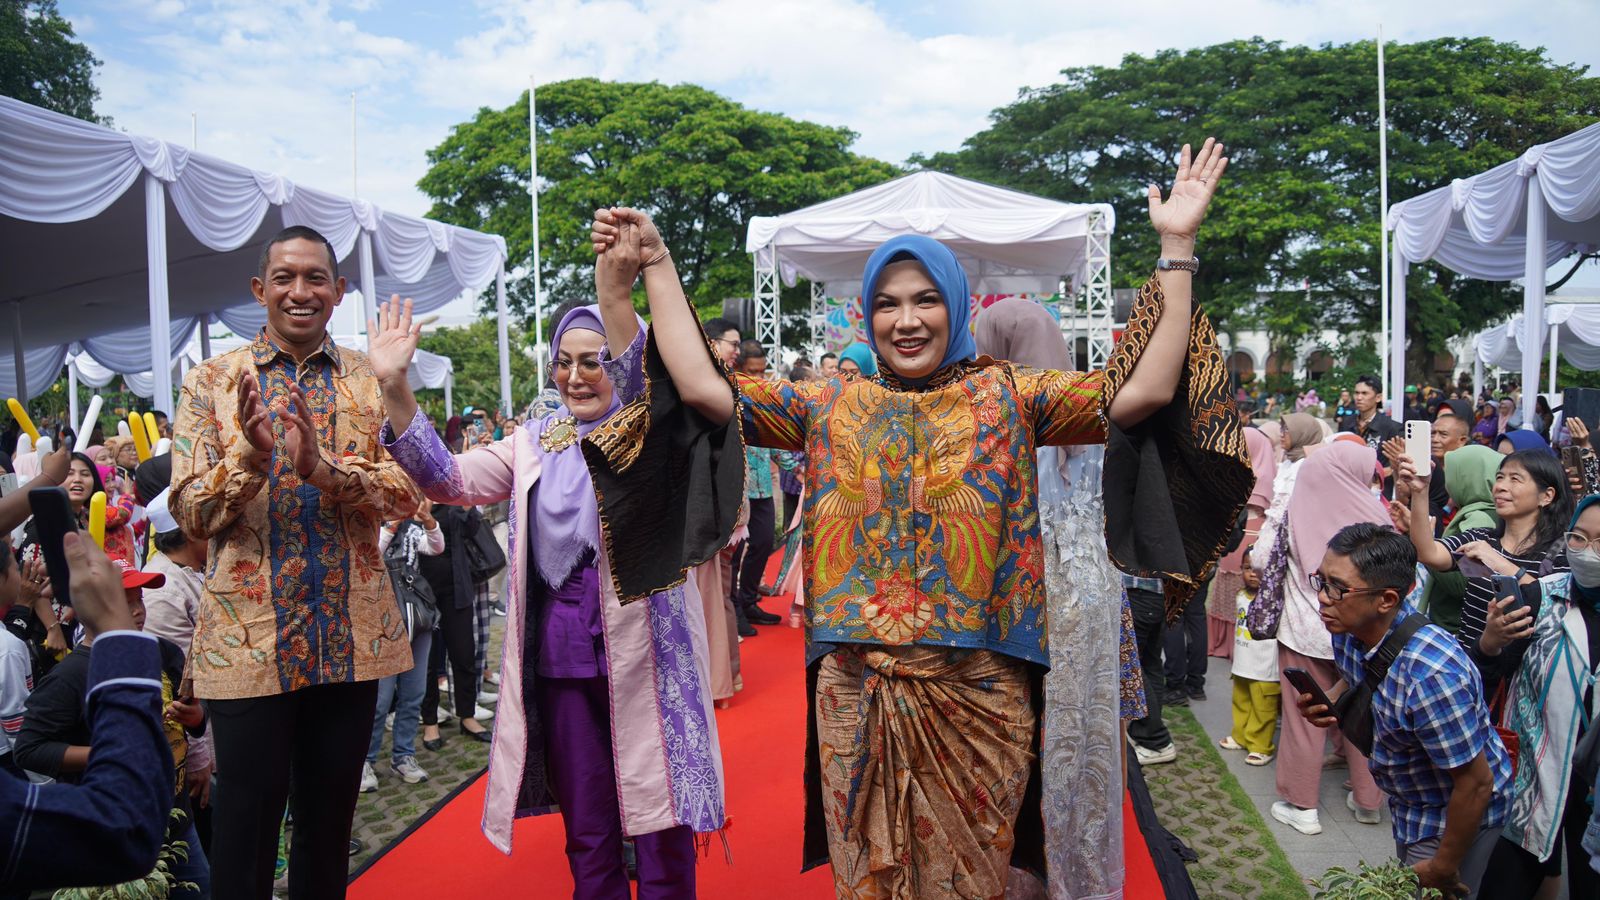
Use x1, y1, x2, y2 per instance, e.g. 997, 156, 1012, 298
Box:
1157, 256, 1200, 274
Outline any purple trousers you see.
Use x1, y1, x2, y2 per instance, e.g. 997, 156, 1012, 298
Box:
537, 676, 697, 899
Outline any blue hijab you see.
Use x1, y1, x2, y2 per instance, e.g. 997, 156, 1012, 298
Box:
859, 235, 977, 375
837, 342, 878, 376
1569, 494, 1600, 610
1497, 429, 1555, 456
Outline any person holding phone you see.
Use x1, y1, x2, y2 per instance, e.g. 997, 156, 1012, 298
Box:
1468, 495, 1600, 898
1400, 449, 1572, 658
1299, 523, 1512, 899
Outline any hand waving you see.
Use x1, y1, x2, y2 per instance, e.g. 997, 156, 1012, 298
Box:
369, 295, 421, 387
1148, 138, 1227, 250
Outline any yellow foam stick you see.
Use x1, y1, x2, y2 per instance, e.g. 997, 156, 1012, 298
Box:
87, 491, 107, 549
128, 412, 152, 462
143, 412, 160, 448
6, 398, 39, 443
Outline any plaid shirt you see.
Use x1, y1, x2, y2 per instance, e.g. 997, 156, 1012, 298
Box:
1331, 602, 1513, 846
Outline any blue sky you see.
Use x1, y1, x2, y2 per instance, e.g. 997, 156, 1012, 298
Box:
56, 0, 1600, 324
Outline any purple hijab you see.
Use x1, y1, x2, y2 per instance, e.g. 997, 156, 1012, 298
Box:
530, 305, 632, 588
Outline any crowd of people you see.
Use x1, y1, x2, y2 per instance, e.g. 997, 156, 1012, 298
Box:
1140, 373, 1600, 897
0, 127, 1593, 900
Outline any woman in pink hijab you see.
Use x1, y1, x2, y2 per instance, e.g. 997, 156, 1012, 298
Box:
1257, 440, 1393, 835
1207, 426, 1279, 658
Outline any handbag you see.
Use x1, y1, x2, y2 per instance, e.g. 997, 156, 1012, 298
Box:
464, 508, 507, 584
385, 523, 440, 636
1245, 522, 1291, 639
1488, 680, 1521, 777
1331, 614, 1428, 757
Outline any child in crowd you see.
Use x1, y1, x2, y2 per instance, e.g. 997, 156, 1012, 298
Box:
1221, 560, 1280, 766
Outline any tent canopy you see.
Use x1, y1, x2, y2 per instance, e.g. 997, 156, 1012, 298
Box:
0, 96, 510, 410
746, 170, 1116, 297
1387, 120, 1600, 422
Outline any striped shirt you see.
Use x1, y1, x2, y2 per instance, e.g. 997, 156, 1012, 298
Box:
1437, 528, 1566, 653
0, 629, 32, 756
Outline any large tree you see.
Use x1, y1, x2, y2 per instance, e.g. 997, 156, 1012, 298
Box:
420, 79, 899, 340
0, 0, 106, 123
916, 37, 1600, 364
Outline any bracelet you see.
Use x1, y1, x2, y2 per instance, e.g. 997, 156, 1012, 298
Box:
642, 247, 671, 269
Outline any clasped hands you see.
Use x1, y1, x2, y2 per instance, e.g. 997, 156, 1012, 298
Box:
237, 375, 320, 479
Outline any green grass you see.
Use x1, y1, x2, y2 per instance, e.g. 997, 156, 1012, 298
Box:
1150, 705, 1312, 900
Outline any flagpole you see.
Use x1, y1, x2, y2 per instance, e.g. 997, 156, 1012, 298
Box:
529, 76, 546, 387
1378, 26, 1393, 415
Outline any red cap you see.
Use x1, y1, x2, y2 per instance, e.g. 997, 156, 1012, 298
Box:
112, 557, 166, 590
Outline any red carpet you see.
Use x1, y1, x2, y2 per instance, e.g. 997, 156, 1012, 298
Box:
350, 559, 1165, 898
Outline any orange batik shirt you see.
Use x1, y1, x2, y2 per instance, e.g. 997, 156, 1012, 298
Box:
169, 331, 422, 700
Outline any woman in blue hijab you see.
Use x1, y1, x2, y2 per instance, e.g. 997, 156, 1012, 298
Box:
834, 342, 877, 378
1472, 493, 1600, 897
1497, 428, 1557, 456
586, 138, 1251, 897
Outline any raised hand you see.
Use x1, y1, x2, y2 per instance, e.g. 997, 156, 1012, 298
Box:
593, 207, 666, 265
237, 373, 273, 456
1147, 138, 1227, 251
369, 295, 421, 388
594, 207, 643, 298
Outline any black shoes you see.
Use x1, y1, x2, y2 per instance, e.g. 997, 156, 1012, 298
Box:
734, 603, 758, 637
422, 735, 446, 752
460, 722, 492, 743
746, 605, 782, 626
1162, 688, 1190, 708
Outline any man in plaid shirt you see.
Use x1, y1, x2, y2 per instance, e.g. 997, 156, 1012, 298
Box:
1297, 523, 1512, 898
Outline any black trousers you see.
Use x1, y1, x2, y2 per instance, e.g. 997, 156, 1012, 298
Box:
207, 680, 379, 900
731, 496, 776, 606
1477, 777, 1599, 899
1163, 580, 1209, 694
421, 596, 479, 725
1126, 588, 1173, 750
782, 491, 801, 533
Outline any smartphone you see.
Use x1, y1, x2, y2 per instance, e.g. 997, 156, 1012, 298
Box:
1491, 573, 1528, 616
27, 487, 79, 607
1454, 552, 1497, 579
1562, 445, 1584, 485
1283, 667, 1335, 716
1405, 419, 1432, 478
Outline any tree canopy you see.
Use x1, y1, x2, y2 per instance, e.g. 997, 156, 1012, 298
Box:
915, 37, 1600, 365
419, 79, 899, 336
0, 0, 105, 123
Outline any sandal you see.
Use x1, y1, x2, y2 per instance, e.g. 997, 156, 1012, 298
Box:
1218, 736, 1244, 751
1246, 752, 1276, 766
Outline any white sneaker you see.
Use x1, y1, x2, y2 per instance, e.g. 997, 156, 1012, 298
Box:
477, 689, 499, 705
359, 761, 378, 793
1131, 742, 1177, 766
1346, 791, 1382, 825
436, 705, 456, 724
486, 672, 501, 686
385, 711, 394, 731
474, 704, 495, 721
391, 756, 429, 785
1271, 801, 1322, 835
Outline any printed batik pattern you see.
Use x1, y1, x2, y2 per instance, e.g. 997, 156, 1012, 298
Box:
738, 362, 1105, 666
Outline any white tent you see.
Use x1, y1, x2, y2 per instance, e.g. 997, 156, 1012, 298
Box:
745, 171, 1116, 367
1473, 301, 1600, 396
0, 96, 514, 415
1388, 121, 1600, 423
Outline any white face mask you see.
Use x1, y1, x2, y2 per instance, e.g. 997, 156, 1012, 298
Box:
1568, 546, 1600, 589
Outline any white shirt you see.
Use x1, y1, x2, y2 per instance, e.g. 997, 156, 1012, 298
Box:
0, 629, 33, 758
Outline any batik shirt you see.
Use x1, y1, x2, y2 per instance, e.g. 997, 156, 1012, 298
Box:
739, 362, 1105, 665
744, 446, 774, 500
170, 330, 423, 699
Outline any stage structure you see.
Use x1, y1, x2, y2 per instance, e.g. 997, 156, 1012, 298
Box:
1388, 121, 1600, 426
0, 97, 511, 414
746, 171, 1115, 368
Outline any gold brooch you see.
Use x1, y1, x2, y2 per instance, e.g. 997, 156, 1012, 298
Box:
539, 416, 580, 453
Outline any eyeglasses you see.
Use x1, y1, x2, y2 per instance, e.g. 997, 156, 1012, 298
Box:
1566, 531, 1597, 553
1308, 573, 1387, 603
712, 337, 740, 349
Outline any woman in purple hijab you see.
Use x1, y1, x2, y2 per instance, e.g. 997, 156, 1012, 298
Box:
369, 290, 727, 894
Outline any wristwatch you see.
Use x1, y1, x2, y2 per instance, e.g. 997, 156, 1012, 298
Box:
1157, 256, 1200, 273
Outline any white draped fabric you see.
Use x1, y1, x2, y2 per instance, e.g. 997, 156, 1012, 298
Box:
1387, 122, 1600, 422
745, 170, 1115, 296
1476, 304, 1600, 372
1, 96, 508, 410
